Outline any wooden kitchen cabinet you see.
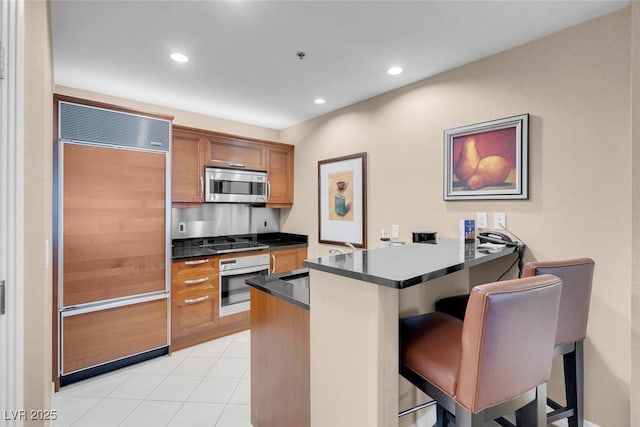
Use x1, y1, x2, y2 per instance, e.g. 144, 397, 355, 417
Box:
172, 129, 205, 203
265, 144, 294, 207
171, 257, 218, 347
205, 135, 266, 171
171, 125, 295, 207
171, 256, 250, 350
270, 247, 308, 274
172, 287, 218, 340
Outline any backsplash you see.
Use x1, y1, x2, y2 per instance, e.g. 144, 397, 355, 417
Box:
171, 204, 280, 239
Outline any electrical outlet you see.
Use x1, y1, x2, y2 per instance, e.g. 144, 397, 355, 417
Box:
178, 222, 186, 233
476, 212, 488, 229
494, 213, 506, 230
391, 224, 399, 238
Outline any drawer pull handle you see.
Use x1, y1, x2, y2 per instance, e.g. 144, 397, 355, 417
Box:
184, 259, 207, 266
185, 295, 209, 305
228, 162, 246, 168
184, 277, 209, 285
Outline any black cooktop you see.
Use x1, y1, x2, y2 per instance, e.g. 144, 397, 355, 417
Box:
172, 233, 309, 260
173, 236, 269, 257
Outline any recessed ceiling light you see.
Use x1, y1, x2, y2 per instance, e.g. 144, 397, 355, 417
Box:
387, 66, 403, 76
314, 98, 326, 105
170, 52, 189, 63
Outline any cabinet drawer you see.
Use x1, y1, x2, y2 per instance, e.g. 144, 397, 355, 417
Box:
172, 257, 217, 278
172, 288, 218, 339
172, 274, 217, 295
62, 298, 168, 374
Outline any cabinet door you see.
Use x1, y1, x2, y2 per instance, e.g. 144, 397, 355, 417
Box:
270, 247, 307, 274
172, 288, 219, 339
172, 132, 204, 203
205, 136, 266, 170
266, 145, 294, 207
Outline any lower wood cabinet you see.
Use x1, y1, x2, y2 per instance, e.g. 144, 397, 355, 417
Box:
270, 247, 308, 274
172, 288, 218, 339
171, 246, 307, 350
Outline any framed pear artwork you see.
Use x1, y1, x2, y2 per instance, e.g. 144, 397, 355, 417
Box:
444, 114, 529, 200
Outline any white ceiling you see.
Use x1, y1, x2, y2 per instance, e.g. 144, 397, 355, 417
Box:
50, 1, 629, 130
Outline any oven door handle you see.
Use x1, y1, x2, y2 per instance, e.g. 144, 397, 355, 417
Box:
219, 265, 269, 276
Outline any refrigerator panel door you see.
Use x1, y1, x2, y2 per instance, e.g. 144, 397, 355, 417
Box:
62, 143, 167, 307
61, 297, 168, 375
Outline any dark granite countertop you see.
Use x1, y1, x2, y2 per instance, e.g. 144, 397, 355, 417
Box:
246, 268, 310, 310
255, 232, 308, 249
303, 238, 519, 289
172, 232, 308, 260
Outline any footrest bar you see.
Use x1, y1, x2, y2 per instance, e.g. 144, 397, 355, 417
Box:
494, 416, 516, 427
546, 397, 562, 410
547, 407, 575, 423
398, 400, 437, 417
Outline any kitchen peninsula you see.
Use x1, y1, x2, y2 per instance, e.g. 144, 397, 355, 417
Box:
249, 238, 518, 427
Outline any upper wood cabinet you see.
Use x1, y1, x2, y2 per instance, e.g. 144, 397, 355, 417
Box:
172, 129, 205, 203
265, 145, 294, 207
205, 135, 267, 171
171, 126, 294, 207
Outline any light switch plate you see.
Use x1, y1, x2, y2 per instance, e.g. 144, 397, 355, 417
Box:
476, 212, 488, 229
494, 213, 506, 230
391, 225, 399, 238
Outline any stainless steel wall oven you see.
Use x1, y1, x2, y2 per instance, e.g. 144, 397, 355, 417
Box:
219, 253, 269, 317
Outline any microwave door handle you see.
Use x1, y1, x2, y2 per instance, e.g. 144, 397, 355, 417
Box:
220, 265, 268, 276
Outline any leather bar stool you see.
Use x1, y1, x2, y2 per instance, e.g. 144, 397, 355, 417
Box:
435, 258, 595, 427
400, 274, 563, 427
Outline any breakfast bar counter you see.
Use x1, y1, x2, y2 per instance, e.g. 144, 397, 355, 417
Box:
303, 238, 516, 289
302, 238, 517, 427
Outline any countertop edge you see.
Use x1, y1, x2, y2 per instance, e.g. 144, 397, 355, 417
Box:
246, 269, 310, 311
303, 244, 518, 289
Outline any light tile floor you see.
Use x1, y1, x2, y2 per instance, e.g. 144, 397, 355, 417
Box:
53, 330, 251, 427
53, 329, 568, 427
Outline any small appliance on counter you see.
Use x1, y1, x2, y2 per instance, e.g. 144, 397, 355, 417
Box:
412, 231, 437, 244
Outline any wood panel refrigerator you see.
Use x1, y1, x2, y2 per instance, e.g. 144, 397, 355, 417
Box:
55, 99, 172, 386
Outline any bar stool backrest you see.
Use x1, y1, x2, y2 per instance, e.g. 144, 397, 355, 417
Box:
522, 258, 595, 346
455, 274, 563, 414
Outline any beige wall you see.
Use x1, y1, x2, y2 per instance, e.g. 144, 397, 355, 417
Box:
23, 0, 54, 423
631, 1, 640, 425
281, 8, 633, 426
54, 85, 280, 142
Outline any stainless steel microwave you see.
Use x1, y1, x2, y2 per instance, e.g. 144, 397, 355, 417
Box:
204, 167, 268, 204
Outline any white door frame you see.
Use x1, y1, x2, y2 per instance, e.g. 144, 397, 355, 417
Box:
0, 0, 25, 424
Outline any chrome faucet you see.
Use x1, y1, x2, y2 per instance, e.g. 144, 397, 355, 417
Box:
329, 242, 357, 255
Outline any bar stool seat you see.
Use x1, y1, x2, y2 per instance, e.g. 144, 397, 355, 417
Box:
435, 257, 595, 427
400, 274, 563, 427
